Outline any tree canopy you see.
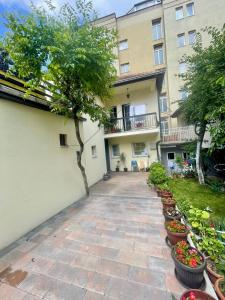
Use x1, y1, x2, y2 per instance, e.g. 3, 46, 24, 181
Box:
180, 25, 225, 145
2, 0, 118, 194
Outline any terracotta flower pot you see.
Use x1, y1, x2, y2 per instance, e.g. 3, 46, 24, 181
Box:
180, 289, 216, 300
215, 278, 225, 300
160, 191, 173, 198
207, 261, 224, 286
162, 198, 176, 210
172, 247, 206, 289
166, 229, 188, 245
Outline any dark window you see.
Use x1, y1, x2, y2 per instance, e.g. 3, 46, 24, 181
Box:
59, 134, 67, 146
110, 106, 117, 119
168, 152, 175, 160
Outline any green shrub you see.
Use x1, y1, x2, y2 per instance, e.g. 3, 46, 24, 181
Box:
148, 162, 169, 185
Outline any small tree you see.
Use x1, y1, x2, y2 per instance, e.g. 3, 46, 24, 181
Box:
180, 26, 225, 184
3, 0, 117, 195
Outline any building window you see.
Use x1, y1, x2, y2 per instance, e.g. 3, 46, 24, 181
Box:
188, 30, 196, 45
175, 6, 184, 20
91, 145, 97, 158
120, 63, 129, 74
112, 144, 120, 157
110, 106, 117, 119
186, 3, 194, 16
152, 19, 162, 40
119, 40, 128, 51
59, 134, 67, 146
161, 117, 169, 134
183, 152, 190, 160
168, 152, 175, 160
179, 89, 188, 100
154, 45, 164, 65
177, 33, 185, 47
159, 95, 168, 113
179, 62, 187, 74
133, 143, 147, 156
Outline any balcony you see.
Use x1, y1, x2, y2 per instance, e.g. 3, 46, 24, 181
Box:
104, 113, 159, 138
161, 126, 197, 144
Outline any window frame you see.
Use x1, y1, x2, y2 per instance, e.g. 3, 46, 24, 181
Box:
59, 134, 68, 147
112, 144, 120, 158
159, 95, 168, 113
167, 152, 175, 160
186, 2, 195, 17
179, 62, 187, 74
91, 145, 97, 158
161, 117, 169, 135
179, 89, 188, 101
154, 44, 164, 65
188, 30, 196, 45
119, 39, 128, 51
177, 33, 186, 47
152, 19, 162, 41
175, 6, 184, 20
120, 63, 130, 74
132, 143, 148, 157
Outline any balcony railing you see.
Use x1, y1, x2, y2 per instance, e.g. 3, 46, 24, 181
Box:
161, 126, 197, 143
104, 113, 158, 135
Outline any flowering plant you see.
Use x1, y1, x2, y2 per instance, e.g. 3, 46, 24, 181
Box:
166, 220, 187, 233
164, 207, 181, 218
182, 291, 200, 300
174, 241, 203, 268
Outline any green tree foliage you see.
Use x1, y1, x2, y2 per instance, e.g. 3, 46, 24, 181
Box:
3, 0, 117, 195
180, 25, 225, 183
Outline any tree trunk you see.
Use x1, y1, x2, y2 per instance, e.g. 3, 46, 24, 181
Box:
196, 139, 205, 185
195, 125, 206, 185
74, 117, 89, 196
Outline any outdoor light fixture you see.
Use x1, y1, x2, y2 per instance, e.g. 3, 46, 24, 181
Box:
126, 88, 130, 99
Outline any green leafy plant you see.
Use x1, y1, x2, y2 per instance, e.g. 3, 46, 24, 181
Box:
188, 207, 210, 230
198, 237, 224, 262
148, 162, 169, 185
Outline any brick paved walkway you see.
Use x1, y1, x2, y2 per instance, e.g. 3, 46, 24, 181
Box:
0, 173, 185, 299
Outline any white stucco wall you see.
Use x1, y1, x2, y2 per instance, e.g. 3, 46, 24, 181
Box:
0, 99, 106, 250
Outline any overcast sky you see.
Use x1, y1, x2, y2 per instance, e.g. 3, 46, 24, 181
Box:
0, 0, 137, 35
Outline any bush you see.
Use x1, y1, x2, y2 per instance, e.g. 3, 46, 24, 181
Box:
148, 162, 169, 185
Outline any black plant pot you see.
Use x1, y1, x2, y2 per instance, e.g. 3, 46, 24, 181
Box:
172, 247, 206, 289
116, 167, 120, 172
124, 168, 128, 172
163, 212, 182, 222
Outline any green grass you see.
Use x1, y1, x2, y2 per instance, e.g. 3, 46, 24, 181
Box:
168, 178, 225, 219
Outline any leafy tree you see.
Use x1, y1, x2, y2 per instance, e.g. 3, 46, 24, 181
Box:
180, 25, 225, 184
3, 0, 117, 195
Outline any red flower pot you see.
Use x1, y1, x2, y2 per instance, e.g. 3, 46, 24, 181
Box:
180, 289, 216, 300
167, 230, 188, 245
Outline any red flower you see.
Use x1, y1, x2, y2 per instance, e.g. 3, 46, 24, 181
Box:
176, 248, 183, 255
189, 258, 198, 267
189, 291, 196, 300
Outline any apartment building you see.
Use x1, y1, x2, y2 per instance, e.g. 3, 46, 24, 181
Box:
96, 0, 225, 171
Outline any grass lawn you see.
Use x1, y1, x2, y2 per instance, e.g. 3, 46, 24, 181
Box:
168, 178, 225, 219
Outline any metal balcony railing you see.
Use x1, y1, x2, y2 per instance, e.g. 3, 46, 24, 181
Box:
104, 112, 158, 135
161, 126, 197, 143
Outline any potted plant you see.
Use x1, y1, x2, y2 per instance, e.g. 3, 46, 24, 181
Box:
215, 277, 225, 300
180, 290, 216, 300
172, 241, 206, 289
163, 207, 182, 222
198, 237, 225, 285
120, 152, 128, 172
162, 197, 176, 210
166, 220, 189, 245
116, 160, 120, 172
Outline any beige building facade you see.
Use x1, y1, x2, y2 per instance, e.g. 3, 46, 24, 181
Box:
96, 0, 225, 171
0, 73, 106, 250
